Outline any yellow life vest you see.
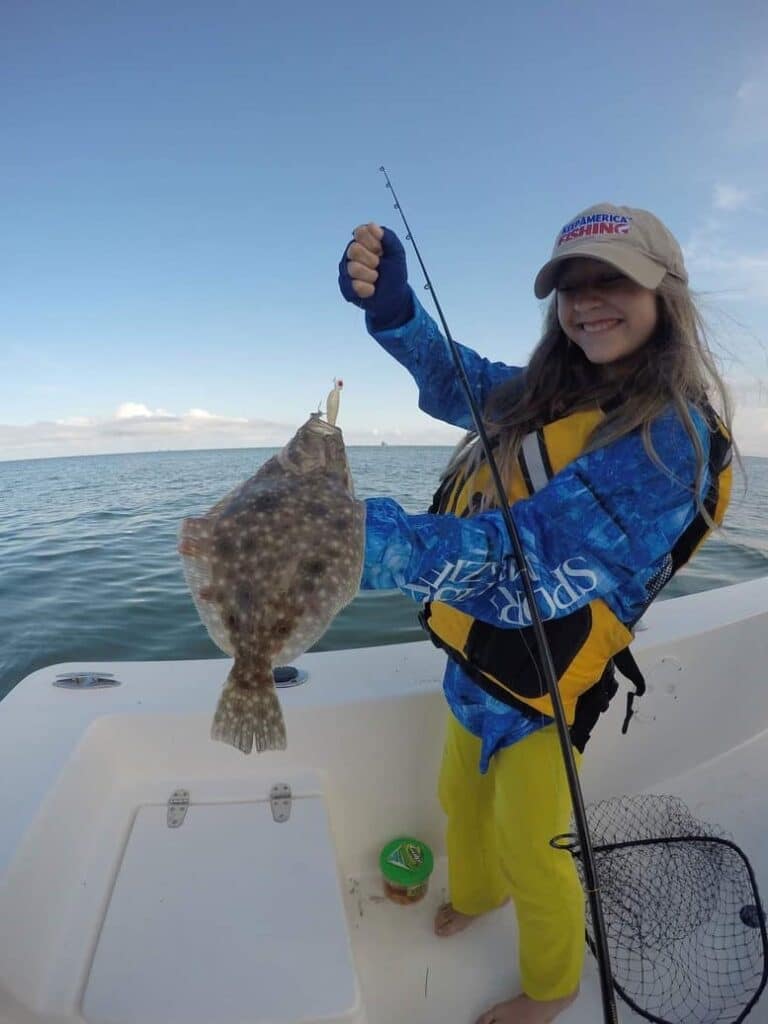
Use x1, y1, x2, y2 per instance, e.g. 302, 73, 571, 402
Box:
421, 403, 733, 743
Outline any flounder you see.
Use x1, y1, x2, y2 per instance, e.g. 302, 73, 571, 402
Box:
178, 381, 365, 753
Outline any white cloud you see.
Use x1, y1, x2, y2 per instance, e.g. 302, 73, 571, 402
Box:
733, 67, 768, 142
187, 407, 247, 423
732, 402, 768, 457
0, 404, 292, 461
736, 74, 768, 108
687, 242, 768, 303
713, 184, 752, 211
685, 231, 768, 303
0, 403, 464, 462
55, 416, 94, 427
115, 402, 175, 420
685, 63, 768, 306
705, 376, 768, 457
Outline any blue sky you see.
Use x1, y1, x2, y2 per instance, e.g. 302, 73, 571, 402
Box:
3, 0, 768, 460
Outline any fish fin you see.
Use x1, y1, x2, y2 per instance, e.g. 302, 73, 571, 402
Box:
178, 518, 236, 656
178, 516, 212, 558
211, 670, 287, 754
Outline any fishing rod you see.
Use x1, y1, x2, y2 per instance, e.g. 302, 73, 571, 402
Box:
379, 165, 619, 1023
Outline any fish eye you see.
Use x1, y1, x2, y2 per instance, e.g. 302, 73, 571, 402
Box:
252, 494, 280, 512
307, 501, 329, 517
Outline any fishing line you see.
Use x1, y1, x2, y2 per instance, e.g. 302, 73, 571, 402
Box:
378, 165, 619, 1023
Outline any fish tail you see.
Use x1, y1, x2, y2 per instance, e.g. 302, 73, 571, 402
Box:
211, 668, 287, 754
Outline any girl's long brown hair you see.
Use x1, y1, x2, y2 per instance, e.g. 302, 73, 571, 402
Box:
441, 275, 737, 524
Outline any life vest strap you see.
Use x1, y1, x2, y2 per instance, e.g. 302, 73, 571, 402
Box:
614, 647, 646, 735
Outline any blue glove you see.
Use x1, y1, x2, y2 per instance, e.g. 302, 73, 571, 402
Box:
338, 226, 413, 329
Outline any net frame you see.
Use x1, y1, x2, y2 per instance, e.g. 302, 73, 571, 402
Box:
552, 795, 768, 1024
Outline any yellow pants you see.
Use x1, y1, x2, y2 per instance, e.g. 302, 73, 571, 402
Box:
437, 714, 585, 1000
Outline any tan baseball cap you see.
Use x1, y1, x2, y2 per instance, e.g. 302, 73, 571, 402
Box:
534, 203, 688, 299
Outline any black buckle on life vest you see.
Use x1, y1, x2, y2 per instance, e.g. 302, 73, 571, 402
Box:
417, 603, 432, 636
614, 647, 646, 735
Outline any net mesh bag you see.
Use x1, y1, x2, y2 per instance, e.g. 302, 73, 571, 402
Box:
558, 794, 768, 1023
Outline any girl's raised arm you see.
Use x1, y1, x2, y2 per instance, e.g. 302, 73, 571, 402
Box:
339, 223, 520, 429
367, 291, 521, 430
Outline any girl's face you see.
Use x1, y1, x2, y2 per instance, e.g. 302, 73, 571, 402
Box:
556, 258, 659, 366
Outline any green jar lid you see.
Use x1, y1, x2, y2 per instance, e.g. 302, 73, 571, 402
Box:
379, 837, 434, 887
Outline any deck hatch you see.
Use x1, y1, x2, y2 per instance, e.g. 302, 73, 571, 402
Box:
82, 794, 361, 1024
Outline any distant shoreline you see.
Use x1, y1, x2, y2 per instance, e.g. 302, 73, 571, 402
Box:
0, 444, 460, 467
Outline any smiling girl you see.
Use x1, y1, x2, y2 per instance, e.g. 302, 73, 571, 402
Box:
338, 204, 734, 1024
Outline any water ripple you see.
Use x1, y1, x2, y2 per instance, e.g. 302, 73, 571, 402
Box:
0, 449, 765, 699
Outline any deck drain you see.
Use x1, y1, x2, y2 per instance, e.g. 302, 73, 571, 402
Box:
273, 666, 308, 688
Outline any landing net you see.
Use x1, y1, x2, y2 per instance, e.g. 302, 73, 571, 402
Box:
553, 794, 768, 1023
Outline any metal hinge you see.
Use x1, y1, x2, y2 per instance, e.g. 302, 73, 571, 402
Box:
270, 783, 292, 823
54, 672, 122, 690
167, 790, 190, 828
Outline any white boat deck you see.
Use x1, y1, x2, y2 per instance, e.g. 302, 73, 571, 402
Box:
0, 577, 767, 1024
344, 728, 768, 1024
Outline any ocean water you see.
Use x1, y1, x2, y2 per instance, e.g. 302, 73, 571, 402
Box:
1, 447, 766, 701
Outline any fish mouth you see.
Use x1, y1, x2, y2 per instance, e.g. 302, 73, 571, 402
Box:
308, 412, 343, 436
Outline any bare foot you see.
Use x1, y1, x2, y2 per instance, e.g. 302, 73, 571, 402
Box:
474, 989, 578, 1023
433, 900, 508, 937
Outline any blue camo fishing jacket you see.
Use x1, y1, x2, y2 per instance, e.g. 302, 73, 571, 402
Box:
360, 291, 715, 772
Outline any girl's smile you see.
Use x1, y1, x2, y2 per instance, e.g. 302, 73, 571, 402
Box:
578, 317, 623, 334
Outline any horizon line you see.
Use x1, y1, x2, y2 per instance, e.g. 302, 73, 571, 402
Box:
0, 442, 459, 466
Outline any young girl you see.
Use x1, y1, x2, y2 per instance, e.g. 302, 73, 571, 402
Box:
338, 204, 734, 1024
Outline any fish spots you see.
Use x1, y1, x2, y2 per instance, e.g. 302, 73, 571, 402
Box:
306, 501, 330, 517
219, 569, 240, 589
214, 535, 236, 559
